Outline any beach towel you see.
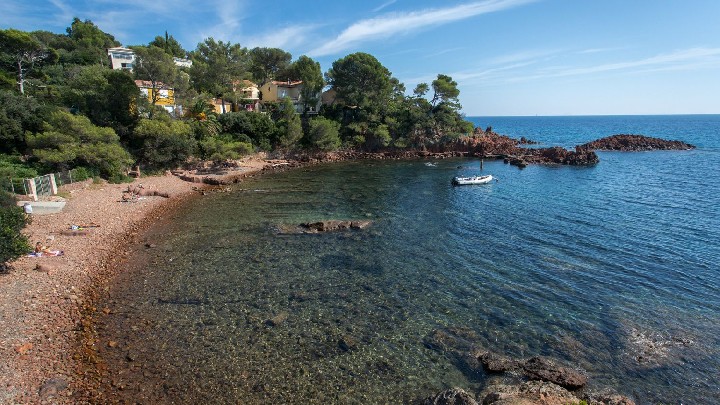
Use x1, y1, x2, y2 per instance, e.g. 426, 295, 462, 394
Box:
27, 250, 64, 257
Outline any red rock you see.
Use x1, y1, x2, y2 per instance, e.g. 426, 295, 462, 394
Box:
15, 342, 33, 355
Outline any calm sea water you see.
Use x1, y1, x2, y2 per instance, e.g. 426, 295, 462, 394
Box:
94, 115, 719, 404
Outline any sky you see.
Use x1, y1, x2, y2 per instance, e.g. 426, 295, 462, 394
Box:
2, 0, 720, 116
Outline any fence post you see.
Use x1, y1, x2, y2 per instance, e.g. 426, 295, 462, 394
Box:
25, 178, 38, 201
50, 173, 58, 195
69, 169, 73, 184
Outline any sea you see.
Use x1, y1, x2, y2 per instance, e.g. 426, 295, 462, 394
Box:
92, 115, 720, 404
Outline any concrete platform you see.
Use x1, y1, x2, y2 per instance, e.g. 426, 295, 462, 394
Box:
17, 201, 67, 215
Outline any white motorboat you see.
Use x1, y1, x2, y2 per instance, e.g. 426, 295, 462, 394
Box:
452, 174, 494, 185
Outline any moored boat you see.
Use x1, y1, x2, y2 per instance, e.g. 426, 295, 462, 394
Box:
451, 174, 494, 185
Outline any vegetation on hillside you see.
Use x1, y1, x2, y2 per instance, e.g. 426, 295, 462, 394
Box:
0, 19, 473, 186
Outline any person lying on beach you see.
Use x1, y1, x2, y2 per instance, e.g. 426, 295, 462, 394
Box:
32, 242, 64, 257
35, 242, 53, 254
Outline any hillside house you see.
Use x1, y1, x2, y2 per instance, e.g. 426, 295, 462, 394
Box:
259, 80, 320, 114
135, 80, 179, 115
107, 47, 192, 71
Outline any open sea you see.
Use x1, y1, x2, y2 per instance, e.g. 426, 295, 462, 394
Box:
93, 115, 719, 404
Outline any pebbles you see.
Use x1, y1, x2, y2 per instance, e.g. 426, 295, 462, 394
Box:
1, 173, 201, 403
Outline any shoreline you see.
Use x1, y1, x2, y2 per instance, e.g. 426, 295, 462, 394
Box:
0, 155, 279, 403
1, 151, 658, 403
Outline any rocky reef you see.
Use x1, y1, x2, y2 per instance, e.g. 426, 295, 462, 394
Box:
577, 134, 695, 151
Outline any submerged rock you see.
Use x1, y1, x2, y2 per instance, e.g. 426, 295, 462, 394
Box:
480, 379, 581, 405
480, 352, 520, 373
521, 356, 588, 389
421, 387, 479, 405
300, 220, 372, 232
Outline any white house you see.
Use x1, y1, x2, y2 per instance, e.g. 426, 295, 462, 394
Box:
107, 47, 135, 71
107, 47, 193, 71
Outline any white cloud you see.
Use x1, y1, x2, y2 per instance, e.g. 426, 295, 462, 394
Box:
552, 47, 720, 77
243, 25, 318, 50
463, 47, 720, 87
308, 0, 536, 57
372, 0, 397, 13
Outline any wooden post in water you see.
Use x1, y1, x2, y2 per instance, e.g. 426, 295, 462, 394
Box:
480, 159, 484, 171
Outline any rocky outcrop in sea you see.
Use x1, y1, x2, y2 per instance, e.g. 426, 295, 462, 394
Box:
577, 134, 695, 151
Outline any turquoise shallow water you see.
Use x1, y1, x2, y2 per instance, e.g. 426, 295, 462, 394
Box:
95, 115, 719, 404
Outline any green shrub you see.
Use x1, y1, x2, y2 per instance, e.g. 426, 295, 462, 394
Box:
70, 167, 95, 182
0, 206, 31, 272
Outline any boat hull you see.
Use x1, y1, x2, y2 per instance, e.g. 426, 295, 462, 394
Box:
452, 175, 494, 185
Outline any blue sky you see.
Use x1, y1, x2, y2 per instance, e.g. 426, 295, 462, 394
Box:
2, 0, 720, 116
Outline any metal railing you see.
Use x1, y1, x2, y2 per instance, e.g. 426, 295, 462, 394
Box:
1, 168, 92, 200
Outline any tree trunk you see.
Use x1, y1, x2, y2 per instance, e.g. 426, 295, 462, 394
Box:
17, 60, 24, 94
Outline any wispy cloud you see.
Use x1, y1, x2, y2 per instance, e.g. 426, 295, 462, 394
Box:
487, 48, 562, 65
546, 47, 720, 77
423, 47, 465, 59
372, 0, 397, 13
460, 47, 720, 87
308, 0, 536, 57
577, 46, 626, 55
243, 24, 319, 50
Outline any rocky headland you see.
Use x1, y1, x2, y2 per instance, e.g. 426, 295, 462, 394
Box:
577, 134, 695, 151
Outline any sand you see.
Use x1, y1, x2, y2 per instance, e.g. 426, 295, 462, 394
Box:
0, 157, 274, 404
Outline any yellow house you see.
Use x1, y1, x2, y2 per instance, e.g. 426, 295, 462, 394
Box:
135, 80, 177, 114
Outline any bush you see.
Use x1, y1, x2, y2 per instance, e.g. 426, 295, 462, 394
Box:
26, 111, 133, 179
308, 117, 341, 151
133, 116, 196, 170
0, 206, 31, 272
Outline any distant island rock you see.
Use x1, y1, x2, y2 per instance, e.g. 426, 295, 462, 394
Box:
577, 134, 695, 151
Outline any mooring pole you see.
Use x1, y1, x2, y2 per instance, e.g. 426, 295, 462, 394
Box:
480, 159, 484, 170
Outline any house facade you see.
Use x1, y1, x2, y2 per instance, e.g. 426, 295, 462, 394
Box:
259, 80, 322, 114
135, 80, 179, 115
107, 47, 192, 71
107, 47, 135, 71
234, 80, 261, 112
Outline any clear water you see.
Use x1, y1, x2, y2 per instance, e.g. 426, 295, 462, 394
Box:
94, 115, 720, 404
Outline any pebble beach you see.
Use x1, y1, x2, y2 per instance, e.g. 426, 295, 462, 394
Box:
0, 157, 272, 404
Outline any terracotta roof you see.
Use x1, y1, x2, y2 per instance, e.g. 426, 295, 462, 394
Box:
134, 80, 172, 90
270, 80, 303, 87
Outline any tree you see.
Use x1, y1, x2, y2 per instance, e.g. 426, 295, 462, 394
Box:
431, 74, 460, 108
326, 52, 392, 113
0, 90, 45, 153
26, 111, 133, 179
65, 18, 120, 65
149, 31, 187, 58
0, 205, 31, 272
288, 55, 324, 115
249, 47, 292, 84
133, 115, 196, 169
307, 117, 341, 151
0, 29, 57, 94
277, 98, 303, 149
190, 38, 248, 113
61, 66, 139, 138
133, 46, 178, 111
